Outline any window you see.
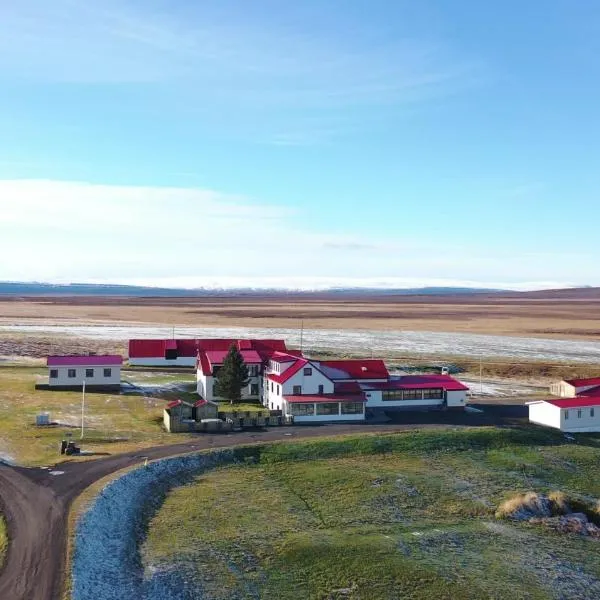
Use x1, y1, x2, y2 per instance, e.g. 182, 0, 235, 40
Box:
85, 369, 94, 379
341, 402, 364, 415
290, 403, 315, 416
165, 349, 177, 360
293, 385, 302, 395
271, 381, 274, 392
316, 402, 339, 415
382, 390, 403, 401
592, 408, 596, 418
423, 388, 443, 400
104, 368, 112, 378
318, 385, 324, 395
304, 367, 313, 376
565, 410, 569, 420
248, 365, 258, 377
68, 369, 76, 379
277, 385, 280, 395
577, 410, 582, 419
251, 384, 259, 396
50, 369, 58, 379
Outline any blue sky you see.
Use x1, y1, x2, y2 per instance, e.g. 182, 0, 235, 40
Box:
0, 0, 599, 290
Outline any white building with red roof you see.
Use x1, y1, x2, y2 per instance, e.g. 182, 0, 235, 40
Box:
263, 354, 469, 423
46, 355, 123, 390
129, 338, 288, 367
195, 340, 291, 402
530, 378, 600, 432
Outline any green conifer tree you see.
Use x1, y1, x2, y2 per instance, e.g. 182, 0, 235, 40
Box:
215, 343, 250, 405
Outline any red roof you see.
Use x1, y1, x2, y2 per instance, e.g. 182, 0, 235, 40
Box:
318, 359, 389, 380
545, 398, 600, 409
129, 338, 288, 359
267, 358, 309, 384
47, 355, 123, 367
565, 377, 600, 388
365, 375, 469, 392
166, 399, 182, 409
205, 350, 262, 365
284, 394, 367, 404
334, 381, 363, 394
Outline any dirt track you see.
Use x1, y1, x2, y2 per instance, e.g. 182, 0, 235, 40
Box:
0, 407, 517, 600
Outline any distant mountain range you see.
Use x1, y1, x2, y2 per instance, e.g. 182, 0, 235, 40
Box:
0, 281, 509, 297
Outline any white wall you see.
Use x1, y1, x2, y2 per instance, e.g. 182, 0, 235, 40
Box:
281, 368, 334, 396
528, 402, 562, 429
129, 357, 197, 367
447, 390, 467, 408
48, 365, 121, 387
561, 405, 600, 432
197, 370, 262, 402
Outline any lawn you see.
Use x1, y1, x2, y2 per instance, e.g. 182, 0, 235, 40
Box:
142, 430, 600, 600
0, 366, 195, 466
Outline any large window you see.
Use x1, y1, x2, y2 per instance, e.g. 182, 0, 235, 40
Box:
68, 369, 77, 379
381, 388, 444, 401
341, 402, 364, 415
251, 384, 259, 396
316, 403, 339, 415
290, 403, 315, 416
293, 385, 302, 395
86, 369, 94, 378
248, 365, 259, 377
50, 369, 58, 379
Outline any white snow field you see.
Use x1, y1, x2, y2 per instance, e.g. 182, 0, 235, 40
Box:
2, 324, 600, 363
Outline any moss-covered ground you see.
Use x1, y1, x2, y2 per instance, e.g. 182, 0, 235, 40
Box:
143, 429, 600, 599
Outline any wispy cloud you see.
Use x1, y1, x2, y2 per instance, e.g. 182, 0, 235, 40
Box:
0, 1, 479, 142
0, 179, 591, 288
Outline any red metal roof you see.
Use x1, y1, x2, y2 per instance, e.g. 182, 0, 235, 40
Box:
166, 399, 182, 409
47, 355, 123, 367
129, 338, 289, 359
565, 377, 600, 388
284, 394, 367, 404
364, 375, 469, 392
334, 381, 363, 394
319, 359, 389, 380
205, 350, 262, 365
267, 357, 309, 384
545, 398, 600, 409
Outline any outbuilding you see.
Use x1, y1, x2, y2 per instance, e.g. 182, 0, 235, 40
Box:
46, 355, 122, 390
528, 397, 600, 433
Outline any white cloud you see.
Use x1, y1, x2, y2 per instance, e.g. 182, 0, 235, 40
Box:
0, 179, 593, 290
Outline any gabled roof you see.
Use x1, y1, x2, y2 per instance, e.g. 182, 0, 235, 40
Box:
267, 357, 310, 384
364, 375, 469, 392
565, 377, 600, 388
334, 381, 363, 394
205, 350, 262, 365
194, 399, 217, 408
543, 397, 600, 409
130, 338, 289, 359
47, 355, 123, 367
317, 359, 389, 381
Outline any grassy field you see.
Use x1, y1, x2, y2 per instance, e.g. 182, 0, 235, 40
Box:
3, 292, 600, 338
0, 367, 196, 466
143, 429, 600, 599
0, 514, 7, 568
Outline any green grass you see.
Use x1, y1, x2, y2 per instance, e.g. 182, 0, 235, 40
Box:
143, 429, 600, 600
0, 514, 7, 568
0, 366, 195, 466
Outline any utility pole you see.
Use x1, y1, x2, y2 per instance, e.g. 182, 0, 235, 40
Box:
300, 319, 304, 353
81, 379, 86, 440
479, 353, 483, 396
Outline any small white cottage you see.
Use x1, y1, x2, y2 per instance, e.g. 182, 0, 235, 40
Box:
527, 397, 600, 433
46, 355, 123, 390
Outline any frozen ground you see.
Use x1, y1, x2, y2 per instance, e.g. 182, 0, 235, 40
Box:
2, 324, 600, 363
